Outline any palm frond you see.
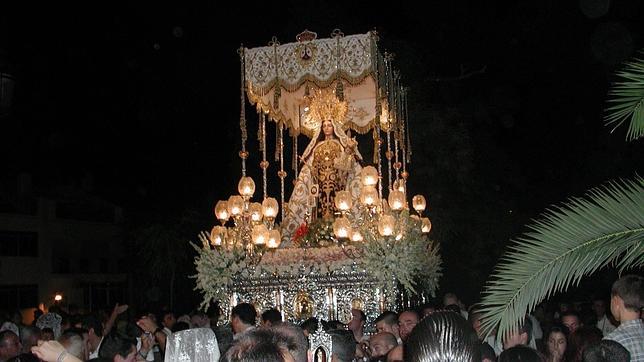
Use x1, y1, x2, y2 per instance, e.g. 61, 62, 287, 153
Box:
605, 50, 644, 141
480, 176, 644, 340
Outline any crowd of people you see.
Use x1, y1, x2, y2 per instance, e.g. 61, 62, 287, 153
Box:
0, 274, 641, 361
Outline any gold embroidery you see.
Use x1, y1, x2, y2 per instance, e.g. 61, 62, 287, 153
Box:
312, 140, 345, 219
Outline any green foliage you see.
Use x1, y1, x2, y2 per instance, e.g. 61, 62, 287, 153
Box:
359, 210, 442, 296
479, 177, 644, 339
605, 50, 644, 141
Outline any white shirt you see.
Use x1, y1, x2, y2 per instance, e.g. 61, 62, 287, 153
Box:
88, 336, 104, 359
136, 336, 156, 361
596, 315, 616, 336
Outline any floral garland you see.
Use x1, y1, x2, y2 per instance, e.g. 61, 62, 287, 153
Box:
193, 211, 442, 309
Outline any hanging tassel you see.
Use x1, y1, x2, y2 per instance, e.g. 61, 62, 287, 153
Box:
335, 80, 344, 101
273, 86, 281, 110
275, 121, 280, 162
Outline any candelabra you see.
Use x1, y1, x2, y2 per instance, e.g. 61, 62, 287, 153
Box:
208, 176, 280, 265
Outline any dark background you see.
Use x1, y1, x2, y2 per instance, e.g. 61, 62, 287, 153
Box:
1, 1, 643, 311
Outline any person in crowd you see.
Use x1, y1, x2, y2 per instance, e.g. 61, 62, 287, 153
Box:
591, 297, 616, 336
214, 323, 234, 357
542, 325, 570, 362
0, 331, 21, 362
374, 311, 401, 344
97, 332, 138, 361
480, 343, 497, 362
261, 308, 282, 327
419, 302, 439, 318
272, 323, 308, 362
398, 309, 419, 342
58, 329, 87, 361
159, 310, 176, 336
347, 309, 367, 343
135, 314, 167, 355
582, 339, 630, 362
498, 345, 544, 362
300, 317, 319, 337
368, 332, 398, 360
502, 316, 533, 350
327, 329, 355, 362
604, 274, 644, 362
230, 303, 257, 338
568, 326, 602, 362
468, 307, 499, 361
19, 326, 40, 355
171, 321, 189, 333
404, 311, 480, 362
41, 328, 55, 342
561, 312, 583, 335
443, 293, 469, 319
189, 310, 211, 329
322, 320, 345, 332
223, 327, 297, 362
81, 315, 104, 359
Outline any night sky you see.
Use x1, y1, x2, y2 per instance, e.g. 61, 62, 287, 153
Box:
2, 1, 643, 303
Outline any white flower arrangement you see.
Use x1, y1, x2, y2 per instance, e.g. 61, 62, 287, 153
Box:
193, 210, 442, 309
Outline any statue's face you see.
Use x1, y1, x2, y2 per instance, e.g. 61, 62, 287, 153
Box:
322, 120, 334, 137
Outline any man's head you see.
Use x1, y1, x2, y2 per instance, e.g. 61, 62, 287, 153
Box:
591, 298, 608, 318
261, 308, 282, 327
19, 326, 40, 353
404, 311, 480, 362
502, 316, 532, 349
223, 328, 296, 362
300, 317, 319, 337
560, 311, 582, 334
40, 328, 55, 341
190, 310, 210, 328
582, 340, 630, 362
0, 331, 21, 361
327, 329, 355, 362
398, 309, 419, 342
369, 332, 398, 359
420, 302, 438, 318
59, 328, 88, 361
161, 311, 176, 330
610, 274, 644, 322
271, 323, 308, 362
498, 345, 542, 362
374, 311, 399, 339
443, 293, 459, 308
98, 333, 137, 362
347, 309, 365, 335
81, 314, 103, 340
467, 307, 484, 339
230, 303, 257, 334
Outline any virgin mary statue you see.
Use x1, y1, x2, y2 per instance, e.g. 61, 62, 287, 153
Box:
281, 117, 363, 246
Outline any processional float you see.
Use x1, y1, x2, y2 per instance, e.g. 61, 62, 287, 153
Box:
193, 30, 441, 327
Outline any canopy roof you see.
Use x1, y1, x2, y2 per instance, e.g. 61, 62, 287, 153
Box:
244, 30, 387, 138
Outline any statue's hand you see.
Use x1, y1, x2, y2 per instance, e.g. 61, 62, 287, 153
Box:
345, 137, 357, 153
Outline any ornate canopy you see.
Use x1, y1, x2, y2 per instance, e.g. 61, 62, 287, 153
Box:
243, 30, 385, 138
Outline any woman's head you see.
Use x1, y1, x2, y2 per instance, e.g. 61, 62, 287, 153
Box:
322, 120, 334, 137
547, 326, 568, 358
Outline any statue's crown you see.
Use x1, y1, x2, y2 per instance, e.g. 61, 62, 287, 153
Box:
306, 87, 348, 127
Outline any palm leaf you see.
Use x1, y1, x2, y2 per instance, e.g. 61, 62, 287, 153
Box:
479, 176, 644, 340
605, 50, 644, 141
